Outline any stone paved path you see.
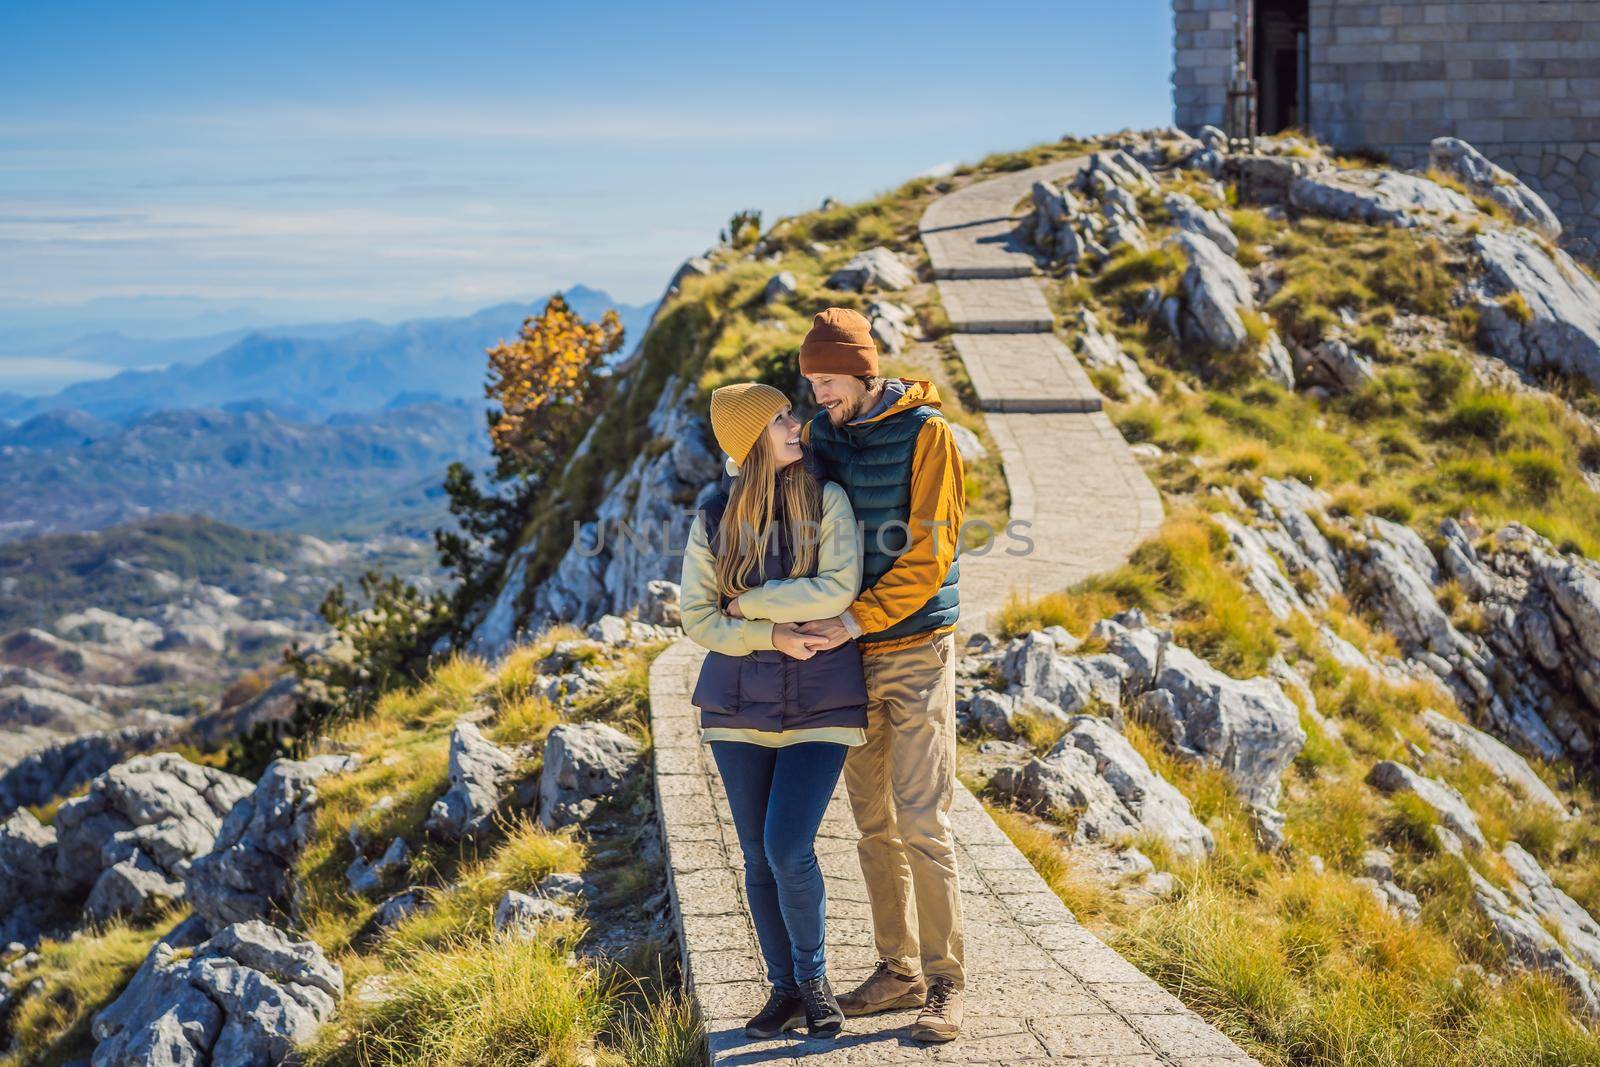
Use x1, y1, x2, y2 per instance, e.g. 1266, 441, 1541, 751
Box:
649, 157, 1258, 1064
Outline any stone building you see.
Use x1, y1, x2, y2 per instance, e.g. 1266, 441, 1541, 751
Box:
1171, 0, 1600, 253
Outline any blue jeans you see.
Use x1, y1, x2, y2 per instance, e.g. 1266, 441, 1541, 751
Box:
709, 740, 848, 994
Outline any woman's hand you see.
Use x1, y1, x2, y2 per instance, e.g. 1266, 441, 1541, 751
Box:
772, 622, 820, 660
726, 597, 746, 619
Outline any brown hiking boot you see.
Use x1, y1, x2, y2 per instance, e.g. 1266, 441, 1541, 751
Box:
836, 960, 926, 1017
909, 976, 963, 1043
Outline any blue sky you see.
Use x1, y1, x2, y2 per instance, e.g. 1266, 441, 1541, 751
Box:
1, 1, 1173, 359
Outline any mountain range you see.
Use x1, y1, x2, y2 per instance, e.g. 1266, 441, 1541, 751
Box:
0, 286, 656, 423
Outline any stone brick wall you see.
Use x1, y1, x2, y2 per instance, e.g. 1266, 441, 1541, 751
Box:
1171, 0, 1600, 255
1172, 0, 1238, 133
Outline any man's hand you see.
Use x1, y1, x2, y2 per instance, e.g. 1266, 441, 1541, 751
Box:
726, 597, 746, 619
794, 615, 850, 651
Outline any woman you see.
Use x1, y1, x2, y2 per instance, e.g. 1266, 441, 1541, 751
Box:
679, 381, 867, 1040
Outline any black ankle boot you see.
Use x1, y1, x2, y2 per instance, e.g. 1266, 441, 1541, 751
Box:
745, 986, 806, 1039
799, 975, 844, 1038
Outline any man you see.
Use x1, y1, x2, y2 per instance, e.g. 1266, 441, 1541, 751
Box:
796, 306, 966, 1042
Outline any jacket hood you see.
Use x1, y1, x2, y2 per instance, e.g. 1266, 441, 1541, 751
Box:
850, 378, 942, 427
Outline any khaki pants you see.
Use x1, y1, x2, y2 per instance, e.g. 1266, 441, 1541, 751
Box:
843, 631, 965, 987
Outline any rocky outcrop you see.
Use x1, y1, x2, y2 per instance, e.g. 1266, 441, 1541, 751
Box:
51, 754, 252, 923
425, 721, 518, 842
865, 299, 916, 355
0, 809, 59, 942
1353, 846, 1421, 923
762, 271, 797, 304
1163, 191, 1238, 257
537, 723, 641, 830
345, 836, 411, 898
824, 247, 915, 292
476, 376, 721, 653
493, 890, 575, 939
1098, 614, 1305, 838
1288, 169, 1477, 227
999, 631, 1129, 717
1172, 232, 1255, 351
91, 918, 342, 1067
1067, 308, 1156, 399
1365, 760, 1488, 851
1465, 863, 1600, 1021
1170, 232, 1293, 386
1429, 137, 1562, 238
185, 754, 359, 932
1470, 228, 1600, 391
1501, 841, 1600, 974
0, 725, 169, 818
991, 715, 1213, 860
1296, 338, 1375, 392
1419, 709, 1566, 816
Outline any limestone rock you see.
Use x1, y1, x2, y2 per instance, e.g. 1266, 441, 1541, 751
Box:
0, 809, 59, 941
1068, 308, 1155, 399
1172, 232, 1255, 351
1501, 841, 1600, 973
425, 721, 517, 842
1100, 617, 1304, 811
511, 378, 721, 636
1164, 191, 1238, 257
999, 631, 1129, 715
1215, 513, 1306, 621
1470, 228, 1600, 391
91, 919, 342, 1067
52, 753, 252, 923
185, 754, 360, 932
995, 715, 1212, 859
1365, 761, 1487, 850
537, 723, 641, 830
345, 836, 411, 897
1299, 338, 1375, 392
1418, 710, 1566, 815
1288, 169, 1476, 227
865, 299, 915, 355
0, 726, 170, 820
762, 271, 797, 304
372, 889, 424, 930
1466, 866, 1600, 1021
1429, 138, 1561, 238
494, 890, 575, 939
1353, 876, 1422, 923
825, 247, 915, 292
636, 580, 681, 628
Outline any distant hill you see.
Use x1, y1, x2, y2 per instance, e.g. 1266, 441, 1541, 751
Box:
0, 401, 487, 541
0, 513, 429, 634
0, 287, 656, 422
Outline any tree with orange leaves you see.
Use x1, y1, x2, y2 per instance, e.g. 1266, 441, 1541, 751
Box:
484, 294, 624, 481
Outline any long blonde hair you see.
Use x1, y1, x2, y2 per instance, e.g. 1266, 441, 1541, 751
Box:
714, 430, 823, 599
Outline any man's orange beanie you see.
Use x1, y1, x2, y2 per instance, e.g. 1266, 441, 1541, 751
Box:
799, 307, 879, 376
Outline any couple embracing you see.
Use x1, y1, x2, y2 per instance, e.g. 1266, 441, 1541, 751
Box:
679, 306, 967, 1043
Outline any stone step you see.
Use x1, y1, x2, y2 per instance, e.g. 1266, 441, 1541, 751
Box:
952, 332, 1104, 414
938, 277, 1055, 334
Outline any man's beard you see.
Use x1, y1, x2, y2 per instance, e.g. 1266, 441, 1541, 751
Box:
829, 392, 868, 425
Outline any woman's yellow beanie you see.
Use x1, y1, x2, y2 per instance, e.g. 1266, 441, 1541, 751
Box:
709, 382, 789, 464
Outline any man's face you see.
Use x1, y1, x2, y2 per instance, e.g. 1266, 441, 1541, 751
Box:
806, 373, 869, 426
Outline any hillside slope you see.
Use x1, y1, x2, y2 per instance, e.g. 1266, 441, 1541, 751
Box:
5, 129, 1600, 1067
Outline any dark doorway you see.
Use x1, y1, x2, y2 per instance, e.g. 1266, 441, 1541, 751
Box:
1253, 0, 1309, 134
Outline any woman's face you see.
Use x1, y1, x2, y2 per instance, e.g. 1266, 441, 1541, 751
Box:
764, 406, 803, 468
